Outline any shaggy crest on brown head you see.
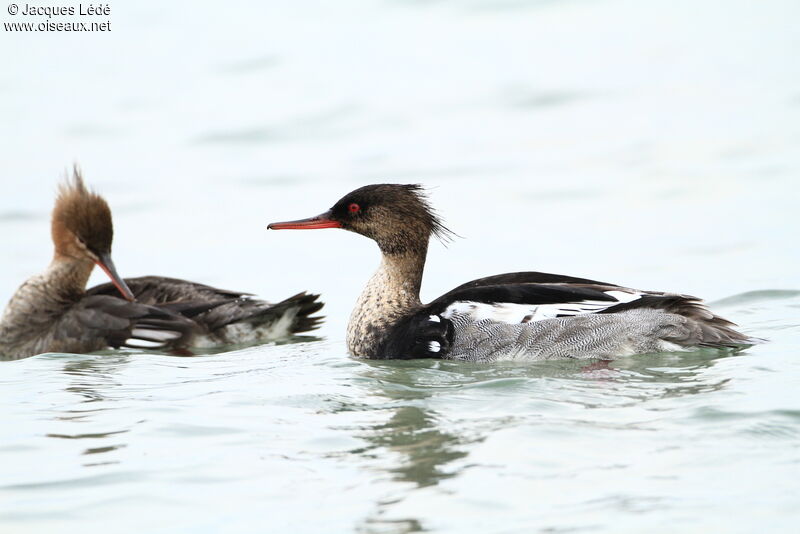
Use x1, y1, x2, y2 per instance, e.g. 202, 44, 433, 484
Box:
51, 167, 114, 261
49, 166, 134, 301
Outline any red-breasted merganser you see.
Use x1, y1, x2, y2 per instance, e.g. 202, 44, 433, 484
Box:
0, 170, 323, 360
268, 184, 757, 361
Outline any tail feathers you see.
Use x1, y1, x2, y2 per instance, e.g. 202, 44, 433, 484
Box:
202, 292, 324, 335
693, 321, 762, 349
603, 295, 762, 349
696, 330, 767, 349
259, 292, 324, 334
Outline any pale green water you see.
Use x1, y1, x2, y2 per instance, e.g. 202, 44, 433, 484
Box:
1, 0, 800, 532
1, 292, 799, 533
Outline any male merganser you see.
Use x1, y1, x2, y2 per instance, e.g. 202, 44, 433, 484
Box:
268, 184, 756, 361
0, 170, 323, 360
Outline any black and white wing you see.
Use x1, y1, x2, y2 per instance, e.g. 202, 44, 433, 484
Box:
59, 294, 198, 351
380, 271, 688, 359
430, 271, 658, 324
89, 276, 324, 340
381, 271, 758, 360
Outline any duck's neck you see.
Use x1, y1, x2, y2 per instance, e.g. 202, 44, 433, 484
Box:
346, 245, 427, 357
1, 254, 93, 325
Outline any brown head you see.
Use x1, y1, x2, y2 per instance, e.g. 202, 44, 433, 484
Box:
51, 169, 135, 301
268, 184, 454, 255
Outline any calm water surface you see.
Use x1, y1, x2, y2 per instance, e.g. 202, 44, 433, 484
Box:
1, 0, 799, 532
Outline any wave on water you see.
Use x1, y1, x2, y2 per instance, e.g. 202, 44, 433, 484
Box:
710, 289, 800, 307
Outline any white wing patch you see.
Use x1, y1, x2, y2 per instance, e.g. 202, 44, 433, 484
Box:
440, 290, 642, 325
130, 328, 183, 342
126, 327, 184, 348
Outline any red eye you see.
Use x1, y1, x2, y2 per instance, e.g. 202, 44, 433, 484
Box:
348, 203, 360, 213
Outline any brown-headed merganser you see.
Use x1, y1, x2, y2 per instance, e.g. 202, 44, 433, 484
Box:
268, 184, 757, 361
0, 170, 323, 360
